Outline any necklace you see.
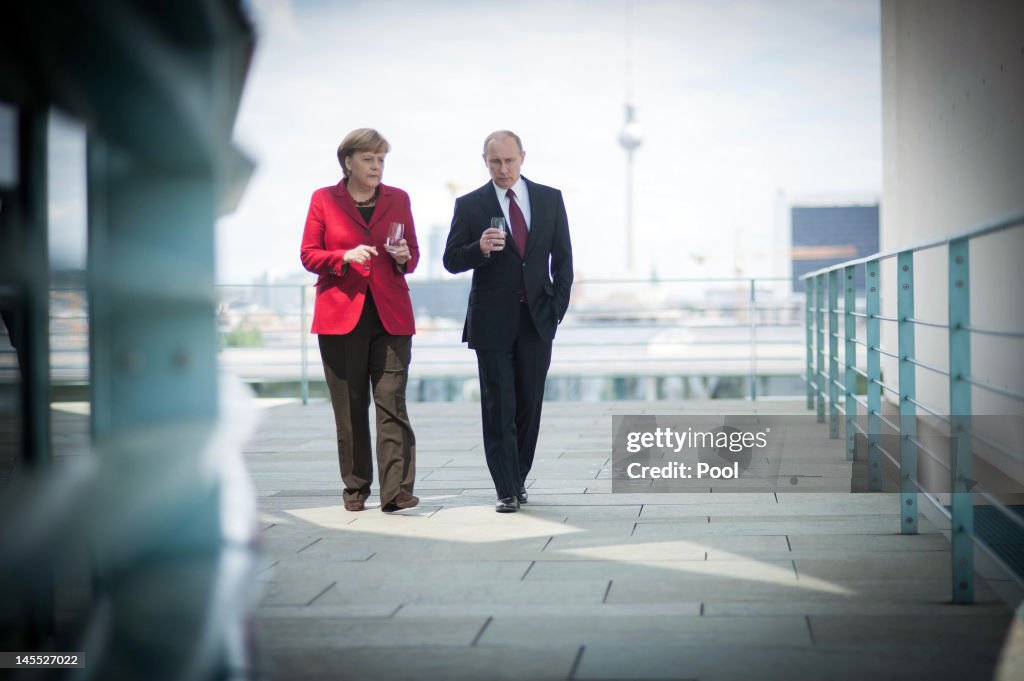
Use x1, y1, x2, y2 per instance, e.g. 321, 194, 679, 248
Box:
351, 186, 378, 207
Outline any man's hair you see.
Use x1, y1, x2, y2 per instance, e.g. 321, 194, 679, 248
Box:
482, 130, 523, 157
337, 128, 390, 176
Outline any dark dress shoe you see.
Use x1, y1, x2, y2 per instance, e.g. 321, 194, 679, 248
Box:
382, 491, 419, 513
344, 499, 365, 512
516, 487, 528, 504
495, 497, 520, 513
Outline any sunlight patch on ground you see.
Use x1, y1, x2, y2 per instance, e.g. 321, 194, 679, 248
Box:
561, 540, 853, 595
285, 504, 581, 543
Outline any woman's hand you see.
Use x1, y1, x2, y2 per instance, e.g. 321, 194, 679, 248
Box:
389, 239, 411, 265
343, 244, 379, 265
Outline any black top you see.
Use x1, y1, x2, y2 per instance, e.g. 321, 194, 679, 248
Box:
358, 205, 375, 224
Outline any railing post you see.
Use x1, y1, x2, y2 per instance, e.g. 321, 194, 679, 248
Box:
866, 259, 881, 492
749, 278, 757, 401
897, 251, 918, 534
806, 281, 814, 409
949, 237, 973, 603
300, 285, 309, 406
816, 274, 826, 423
843, 265, 857, 461
828, 269, 840, 439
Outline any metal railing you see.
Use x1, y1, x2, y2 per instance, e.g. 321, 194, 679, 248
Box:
802, 210, 1024, 604
34, 277, 812, 403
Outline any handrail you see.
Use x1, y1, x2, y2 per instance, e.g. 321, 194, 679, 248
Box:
801, 211, 1024, 606
906, 357, 950, 377
905, 317, 949, 330
39, 276, 813, 404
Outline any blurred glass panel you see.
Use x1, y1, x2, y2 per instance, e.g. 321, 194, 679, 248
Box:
0, 102, 19, 486
0, 103, 15, 188
47, 112, 90, 409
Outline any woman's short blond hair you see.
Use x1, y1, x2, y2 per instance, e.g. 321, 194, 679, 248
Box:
337, 128, 390, 177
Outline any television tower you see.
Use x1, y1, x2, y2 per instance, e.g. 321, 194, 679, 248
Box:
618, 0, 643, 273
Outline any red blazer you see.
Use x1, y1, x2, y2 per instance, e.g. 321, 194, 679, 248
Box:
300, 181, 419, 335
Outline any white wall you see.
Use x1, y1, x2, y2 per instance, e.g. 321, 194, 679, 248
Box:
880, 0, 1024, 416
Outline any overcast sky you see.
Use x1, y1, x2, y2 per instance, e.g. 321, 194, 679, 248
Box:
47, 0, 881, 283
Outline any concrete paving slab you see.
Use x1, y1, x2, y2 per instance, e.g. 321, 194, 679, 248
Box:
394, 602, 702, 619
267, 557, 534, 582
555, 520, 643, 535
521, 487, 593, 495
526, 504, 644, 520
258, 536, 376, 561
260, 579, 341, 607
630, 516, 909, 538
311, 579, 612, 606
527, 479, 611, 488
593, 492, 782, 505
525, 558, 811, 587
609, 577, 1000, 604
574, 643, 1003, 681
793, 555, 951, 581
640, 503, 827, 518
703, 600, 1010, 616
479, 614, 810, 648
544, 539, 708, 562
254, 603, 401, 618
556, 533, 792, 552
808, 613, 1014, 647
256, 616, 487, 648
262, 646, 580, 681
358, 535, 552, 558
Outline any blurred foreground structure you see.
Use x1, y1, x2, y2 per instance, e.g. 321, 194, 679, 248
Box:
1, 2, 261, 679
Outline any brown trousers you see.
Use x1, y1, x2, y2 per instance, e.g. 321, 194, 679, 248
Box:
318, 293, 415, 505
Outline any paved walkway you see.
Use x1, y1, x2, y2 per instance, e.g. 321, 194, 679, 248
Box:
247, 399, 1014, 681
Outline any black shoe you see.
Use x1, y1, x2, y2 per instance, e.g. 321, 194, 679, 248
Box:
495, 496, 520, 513
516, 487, 528, 504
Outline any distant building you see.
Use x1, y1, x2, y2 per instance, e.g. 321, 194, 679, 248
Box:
790, 203, 879, 293
410, 279, 471, 321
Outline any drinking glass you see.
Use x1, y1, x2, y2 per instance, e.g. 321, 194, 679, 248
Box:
385, 222, 404, 254
485, 217, 506, 258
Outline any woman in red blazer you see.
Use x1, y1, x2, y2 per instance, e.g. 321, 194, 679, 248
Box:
300, 128, 419, 513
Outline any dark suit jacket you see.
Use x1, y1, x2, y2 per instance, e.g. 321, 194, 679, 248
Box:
443, 177, 573, 350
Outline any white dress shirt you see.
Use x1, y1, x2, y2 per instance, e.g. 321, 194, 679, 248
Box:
492, 177, 531, 233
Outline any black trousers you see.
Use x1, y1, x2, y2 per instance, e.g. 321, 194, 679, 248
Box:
475, 302, 553, 499
318, 293, 415, 505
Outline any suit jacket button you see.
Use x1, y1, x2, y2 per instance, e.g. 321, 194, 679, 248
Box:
364, 264, 370, 271
521, 263, 526, 269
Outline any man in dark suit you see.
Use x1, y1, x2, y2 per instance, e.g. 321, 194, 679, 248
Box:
443, 130, 574, 513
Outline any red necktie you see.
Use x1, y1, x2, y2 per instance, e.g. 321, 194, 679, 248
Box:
506, 188, 528, 258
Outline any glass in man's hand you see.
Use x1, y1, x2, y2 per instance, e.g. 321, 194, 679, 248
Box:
484, 217, 506, 258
